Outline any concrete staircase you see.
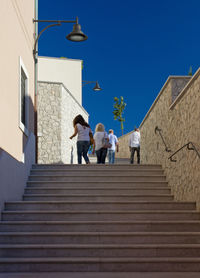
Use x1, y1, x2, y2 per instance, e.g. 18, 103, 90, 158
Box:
0, 164, 200, 277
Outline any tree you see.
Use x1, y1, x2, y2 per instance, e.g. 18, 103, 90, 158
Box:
188, 66, 192, 76
113, 96, 126, 135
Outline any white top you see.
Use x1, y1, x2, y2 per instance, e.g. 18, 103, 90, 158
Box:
108, 134, 118, 151
76, 123, 91, 141
94, 131, 108, 151
129, 131, 140, 148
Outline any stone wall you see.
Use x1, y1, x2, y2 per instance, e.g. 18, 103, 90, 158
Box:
37, 81, 89, 164
117, 70, 200, 209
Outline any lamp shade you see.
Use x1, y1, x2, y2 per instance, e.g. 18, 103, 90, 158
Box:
66, 23, 88, 42
93, 81, 102, 91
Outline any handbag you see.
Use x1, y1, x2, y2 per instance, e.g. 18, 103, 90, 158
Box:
89, 132, 94, 146
102, 133, 112, 148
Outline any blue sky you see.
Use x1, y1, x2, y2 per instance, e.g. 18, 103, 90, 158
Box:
38, 0, 200, 137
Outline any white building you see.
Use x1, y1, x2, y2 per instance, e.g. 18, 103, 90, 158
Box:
37, 56, 89, 164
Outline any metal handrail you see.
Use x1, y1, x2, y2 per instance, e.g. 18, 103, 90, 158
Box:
168, 142, 200, 162
155, 126, 171, 152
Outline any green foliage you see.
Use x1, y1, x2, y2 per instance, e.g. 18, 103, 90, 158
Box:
112, 96, 126, 135
188, 66, 192, 76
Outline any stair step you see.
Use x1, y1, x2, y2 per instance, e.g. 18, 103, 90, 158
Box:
30, 169, 164, 176
24, 187, 171, 195
1, 257, 200, 272
2, 211, 199, 221
1, 232, 200, 244
27, 181, 169, 187
5, 201, 195, 211
1, 243, 200, 258
32, 164, 163, 170
1, 220, 200, 232
0, 272, 199, 278
28, 175, 166, 182
23, 194, 173, 201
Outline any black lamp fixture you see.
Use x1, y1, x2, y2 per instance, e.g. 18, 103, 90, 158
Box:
82, 81, 102, 91
66, 17, 88, 42
33, 17, 87, 61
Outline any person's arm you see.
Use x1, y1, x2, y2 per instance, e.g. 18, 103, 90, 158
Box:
69, 125, 78, 139
116, 142, 119, 152
115, 136, 119, 152
129, 135, 132, 151
92, 140, 96, 154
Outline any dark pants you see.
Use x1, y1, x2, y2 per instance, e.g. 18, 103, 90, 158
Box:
96, 148, 107, 164
77, 141, 90, 164
130, 147, 140, 164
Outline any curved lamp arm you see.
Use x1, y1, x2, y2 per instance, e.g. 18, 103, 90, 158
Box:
33, 22, 61, 58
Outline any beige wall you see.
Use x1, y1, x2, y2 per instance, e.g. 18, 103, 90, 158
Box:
0, 0, 35, 161
38, 56, 82, 105
117, 69, 200, 209
0, 0, 36, 215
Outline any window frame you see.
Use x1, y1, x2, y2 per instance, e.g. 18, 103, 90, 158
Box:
19, 56, 29, 136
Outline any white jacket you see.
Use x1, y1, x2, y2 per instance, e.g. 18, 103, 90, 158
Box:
129, 131, 140, 148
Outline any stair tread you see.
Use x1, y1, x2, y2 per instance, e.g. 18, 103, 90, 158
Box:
1, 231, 200, 235
23, 194, 173, 196
2, 210, 198, 214
27, 180, 167, 184
2, 243, 200, 248
29, 174, 166, 177
5, 200, 194, 204
1, 220, 200, 224
0, 272, 199, 278
25, 186, 169, 189
1, 257, 200, 262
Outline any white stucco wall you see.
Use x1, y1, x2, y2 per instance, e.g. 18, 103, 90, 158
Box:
38, 56, 82, 105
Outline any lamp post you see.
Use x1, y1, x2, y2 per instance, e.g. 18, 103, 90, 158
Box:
33, 17, 87, 61
33, 17, 87, 162
82, 81, 102, 91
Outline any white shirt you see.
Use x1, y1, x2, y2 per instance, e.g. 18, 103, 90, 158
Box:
129, 131, 140, 148
94, 131, 108, 151
76, 123, 91, 141
108, 134, 118, 151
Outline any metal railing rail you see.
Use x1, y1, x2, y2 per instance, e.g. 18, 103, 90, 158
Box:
168, 142, 200, 162
155, 126, 171, 152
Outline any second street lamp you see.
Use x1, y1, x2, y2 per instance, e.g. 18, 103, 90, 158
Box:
82, 81, 102, 91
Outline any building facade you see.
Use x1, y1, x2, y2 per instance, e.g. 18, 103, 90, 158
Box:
37, 57, 89, 164
0, 0, 37, 215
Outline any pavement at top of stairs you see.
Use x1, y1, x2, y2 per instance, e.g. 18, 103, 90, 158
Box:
89, 155, 130, 164
1, 272, 200, 278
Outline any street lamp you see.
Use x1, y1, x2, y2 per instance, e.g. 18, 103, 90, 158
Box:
82, 81, 102, 91
33, 16, 87, 162
33, 16, 87, 61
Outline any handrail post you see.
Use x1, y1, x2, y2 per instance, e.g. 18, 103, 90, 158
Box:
155, 126, 171, 152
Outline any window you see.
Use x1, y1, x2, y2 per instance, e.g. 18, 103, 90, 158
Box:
19, 57, 29, 136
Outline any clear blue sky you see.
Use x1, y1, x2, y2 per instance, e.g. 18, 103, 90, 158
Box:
38, 0, 200, 137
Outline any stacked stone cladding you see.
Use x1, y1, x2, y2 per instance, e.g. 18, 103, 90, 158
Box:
116, 70, 200, 209
37, 82, 89, 164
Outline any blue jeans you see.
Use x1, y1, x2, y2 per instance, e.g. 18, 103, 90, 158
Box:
96, 148, 107, 164
77, 141, 90, 164
108, 150, 115, 164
